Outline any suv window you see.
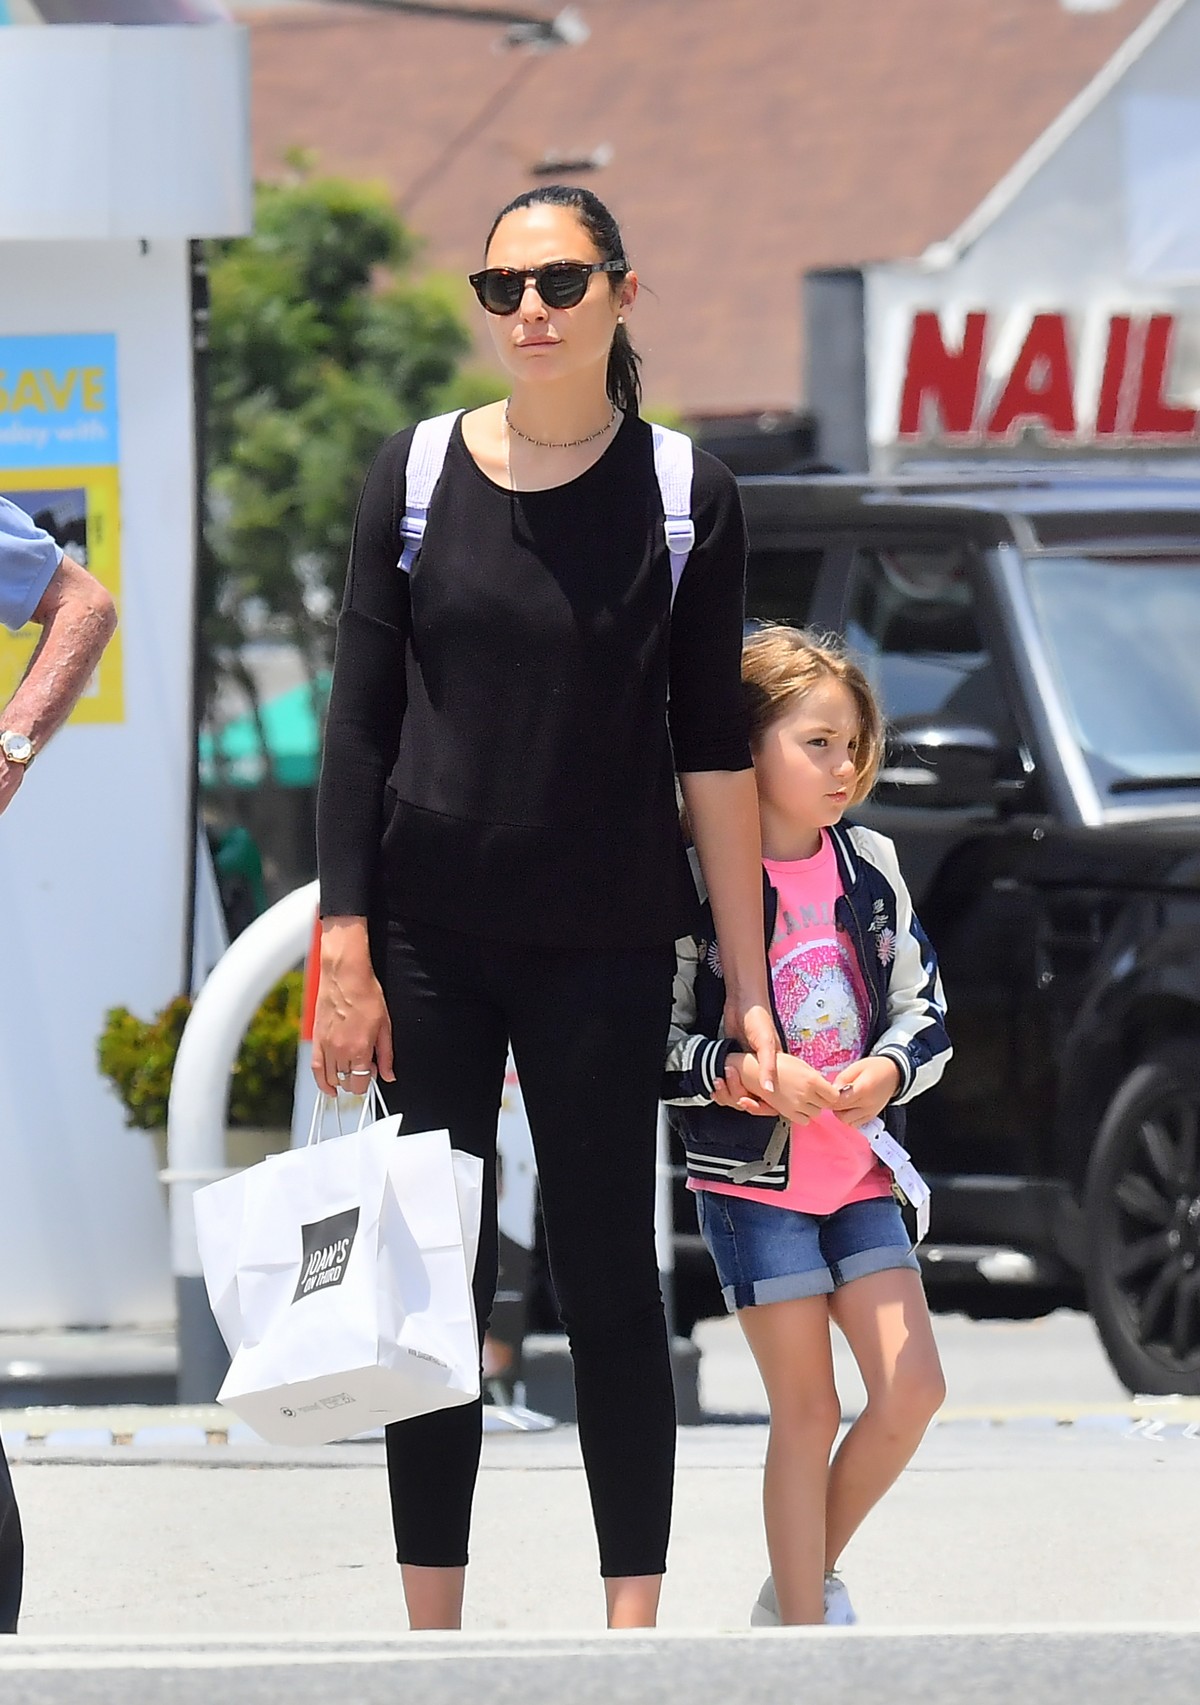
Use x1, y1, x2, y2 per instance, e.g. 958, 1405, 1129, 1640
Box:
1025, 552, 1200, 797
746, 543, 828, 626
842, 543, 1015, 741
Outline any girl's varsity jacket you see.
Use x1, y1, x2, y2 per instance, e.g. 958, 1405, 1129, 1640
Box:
662, 820, 953, 1192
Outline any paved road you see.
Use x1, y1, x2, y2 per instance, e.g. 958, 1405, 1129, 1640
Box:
694, 1305, 1130, 1417
3, 1631, 1200, 1705
3, 1304, 1195, 1705
0, 1301, 1144, 1418
9, 1423, 1199, 1635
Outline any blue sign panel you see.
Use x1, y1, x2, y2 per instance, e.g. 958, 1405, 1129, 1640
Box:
0, 334, 120, 469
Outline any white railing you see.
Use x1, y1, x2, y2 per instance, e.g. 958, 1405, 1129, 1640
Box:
167, 880, 318, 1399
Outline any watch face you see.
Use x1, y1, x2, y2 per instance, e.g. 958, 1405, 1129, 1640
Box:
1, 733, 33, 765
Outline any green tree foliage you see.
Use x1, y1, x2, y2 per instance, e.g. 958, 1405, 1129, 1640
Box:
201, 166, 501, 727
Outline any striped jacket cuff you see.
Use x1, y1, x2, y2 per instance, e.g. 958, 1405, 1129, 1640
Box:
874, 1045, 914, 1099
697, 1038, 734, 1098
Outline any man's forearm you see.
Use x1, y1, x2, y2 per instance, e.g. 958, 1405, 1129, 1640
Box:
2, 561, 117, 746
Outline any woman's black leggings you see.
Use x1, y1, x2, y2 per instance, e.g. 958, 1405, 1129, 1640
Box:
0, 1447, 21, 1632
372, 915, 677, 1579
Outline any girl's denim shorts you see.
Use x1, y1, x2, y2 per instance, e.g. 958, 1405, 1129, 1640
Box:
695, 1189, 920, 1312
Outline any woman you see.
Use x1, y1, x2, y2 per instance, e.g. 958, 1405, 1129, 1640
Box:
314, 185, 777, 1631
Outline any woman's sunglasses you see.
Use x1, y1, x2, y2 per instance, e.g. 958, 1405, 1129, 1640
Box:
468, 259, 627, 316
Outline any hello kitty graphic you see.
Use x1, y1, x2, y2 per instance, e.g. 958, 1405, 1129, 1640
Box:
773, 938, 866, 1073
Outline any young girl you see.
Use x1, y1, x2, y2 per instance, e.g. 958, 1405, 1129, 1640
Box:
664, 626, 952, 1627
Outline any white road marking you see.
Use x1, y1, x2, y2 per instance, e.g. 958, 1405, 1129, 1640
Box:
2, 1624, 1198, 1669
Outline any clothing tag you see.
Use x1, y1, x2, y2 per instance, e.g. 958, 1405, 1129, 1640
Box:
859, 1117, 931, 1245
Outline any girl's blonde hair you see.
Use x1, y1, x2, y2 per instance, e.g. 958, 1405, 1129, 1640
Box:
742, 625, 885, 806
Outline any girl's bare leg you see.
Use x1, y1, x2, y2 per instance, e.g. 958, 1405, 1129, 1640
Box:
401, 1564, 466, 1631
604, 1575, 663, 1628
824, 1268, 945, 1570
738, 1296, 841, 1625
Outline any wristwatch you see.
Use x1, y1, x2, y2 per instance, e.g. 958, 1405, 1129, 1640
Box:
0, 730, 35, 767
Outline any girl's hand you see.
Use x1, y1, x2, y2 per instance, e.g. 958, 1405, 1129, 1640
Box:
768, 1054, 844, 1127
312, 920, 396, 1097
720, 1052, 840, 1127
714, 1054, 776, 1115
831, 1055, 902, 1126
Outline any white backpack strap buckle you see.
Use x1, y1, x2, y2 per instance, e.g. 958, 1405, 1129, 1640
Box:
398, 511, 427, 569
665, 517, 696, 555
398, 410, 463, 574
650, 422, 696, 605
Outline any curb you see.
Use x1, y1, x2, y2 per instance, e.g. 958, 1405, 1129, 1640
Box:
1, 1398, 1198, 1451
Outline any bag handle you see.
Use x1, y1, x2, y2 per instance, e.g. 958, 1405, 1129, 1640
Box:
305, 1080, 390, 1147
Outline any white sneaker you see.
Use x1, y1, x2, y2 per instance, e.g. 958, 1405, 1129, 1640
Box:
822, 1571, 857, 1626
750, 1573, 857, 1627
750, 1576, 780, 1627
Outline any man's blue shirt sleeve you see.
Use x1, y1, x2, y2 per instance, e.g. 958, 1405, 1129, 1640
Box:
0, 496, 63, 633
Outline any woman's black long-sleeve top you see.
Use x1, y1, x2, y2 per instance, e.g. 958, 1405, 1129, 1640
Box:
317, 412, 752, 948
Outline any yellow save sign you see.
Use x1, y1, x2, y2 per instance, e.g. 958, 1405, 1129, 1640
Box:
0, 466, 124, 725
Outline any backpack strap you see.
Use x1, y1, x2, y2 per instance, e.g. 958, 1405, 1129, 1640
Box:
398, 410, 463, 574
399, 412, 695, 590
650, 422, 696, 605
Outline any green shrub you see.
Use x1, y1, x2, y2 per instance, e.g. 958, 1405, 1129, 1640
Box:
97, 972, 304, 1130
227, 972, 305, 1129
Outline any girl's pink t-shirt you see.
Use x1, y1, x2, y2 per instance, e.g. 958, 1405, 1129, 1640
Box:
691, 829, 893, 1215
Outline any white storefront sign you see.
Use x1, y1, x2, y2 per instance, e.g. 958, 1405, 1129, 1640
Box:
808, 0, 1200, 473
892, 306, 1198, 449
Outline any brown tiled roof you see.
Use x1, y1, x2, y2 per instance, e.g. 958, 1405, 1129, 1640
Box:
244, 0, 1161, 413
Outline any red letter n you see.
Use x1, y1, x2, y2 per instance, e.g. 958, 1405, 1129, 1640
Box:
897, 311, 986, 439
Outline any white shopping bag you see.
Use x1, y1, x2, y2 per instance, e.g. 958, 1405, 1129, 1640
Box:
194, 1089, 483, 1445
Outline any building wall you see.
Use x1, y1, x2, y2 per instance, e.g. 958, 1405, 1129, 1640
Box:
242, 0, 1160, 415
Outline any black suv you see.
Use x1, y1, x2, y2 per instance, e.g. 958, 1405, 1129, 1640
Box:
720, 469, 1200, 1396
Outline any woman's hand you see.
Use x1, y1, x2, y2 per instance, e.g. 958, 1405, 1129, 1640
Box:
831, 1055, 902, 1127
723, 994, 780, 1096
311, 918, 395, 1097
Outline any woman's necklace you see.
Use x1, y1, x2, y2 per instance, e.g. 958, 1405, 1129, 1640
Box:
504, 400, 618, 450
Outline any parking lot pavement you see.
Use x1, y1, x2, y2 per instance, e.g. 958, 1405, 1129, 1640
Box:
694, 1304, 1131, 1418
3, 1630, 1200, 1705
3, 1306, 1195, 1648
6, 1418, 1199, 1637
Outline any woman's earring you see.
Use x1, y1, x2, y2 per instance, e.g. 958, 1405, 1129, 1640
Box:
617, 315, 625, 325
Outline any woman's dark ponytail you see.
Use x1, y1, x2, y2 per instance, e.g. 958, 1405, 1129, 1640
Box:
486, 184, 643, 417
606, 319, 642, 417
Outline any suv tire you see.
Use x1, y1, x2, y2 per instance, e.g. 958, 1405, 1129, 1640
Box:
1085, 1041, 1200, 1395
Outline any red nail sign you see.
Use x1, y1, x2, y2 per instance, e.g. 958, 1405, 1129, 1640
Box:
896, 310, 1198, 445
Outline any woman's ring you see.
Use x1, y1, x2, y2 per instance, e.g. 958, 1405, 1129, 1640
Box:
348, 1068, 372, 1079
